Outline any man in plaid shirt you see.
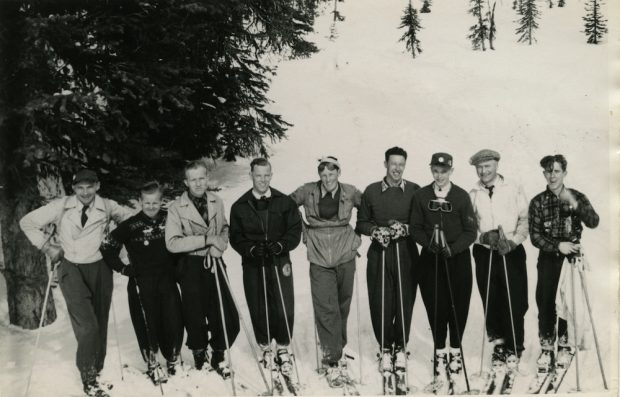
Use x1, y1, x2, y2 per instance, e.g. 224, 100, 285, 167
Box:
528, 154, 599, 368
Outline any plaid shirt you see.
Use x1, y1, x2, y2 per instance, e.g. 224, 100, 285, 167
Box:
528, 186, 599, 252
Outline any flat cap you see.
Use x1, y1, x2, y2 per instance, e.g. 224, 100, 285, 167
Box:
429, 152, 453, 167
72, 169, 99, 184
469, 149, 500, 165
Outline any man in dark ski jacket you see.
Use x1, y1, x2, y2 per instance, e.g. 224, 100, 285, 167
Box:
529, 154, 599, 370
100, 181, 183, 384
355, 146, 420, 378
165, 160, 239, 378
229, 157, 302, 379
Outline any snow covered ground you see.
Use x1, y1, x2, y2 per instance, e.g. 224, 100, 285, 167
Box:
1, 0, 616, 396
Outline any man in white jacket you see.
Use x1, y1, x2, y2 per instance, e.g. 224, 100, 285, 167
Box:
20, 169, 132, 397
469, 150, 529, 365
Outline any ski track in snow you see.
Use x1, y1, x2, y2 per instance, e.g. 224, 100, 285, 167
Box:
0, 0, 615, 395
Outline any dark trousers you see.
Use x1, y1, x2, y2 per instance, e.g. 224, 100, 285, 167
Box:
57, 259, 112, 384
473, 244, 528, 354
243, 263, 295, 346
177, 256, 239, 352
536, 251, 568, 348
366, 239, 418, 350
310, 259, 355, 364
418, 248, 472, 350
127, 272, 183, 364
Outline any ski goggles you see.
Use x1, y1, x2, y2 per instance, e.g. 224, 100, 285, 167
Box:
428, 199, 452, 213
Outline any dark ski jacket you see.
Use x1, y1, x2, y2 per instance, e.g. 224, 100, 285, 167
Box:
229, 188, 302, 267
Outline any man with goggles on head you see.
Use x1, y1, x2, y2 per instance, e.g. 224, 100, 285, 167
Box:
355, 146, 420, 385
290, 156, 363, 388
410, 152, 477, 390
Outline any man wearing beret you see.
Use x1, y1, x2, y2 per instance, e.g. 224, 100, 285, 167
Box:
468, 149, 529, 369
20, 169, 133, 397
528, 154, 598, 374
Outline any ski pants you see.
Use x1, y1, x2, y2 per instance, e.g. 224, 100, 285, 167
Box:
243, 263, 295, 347
177, 255, 239, 352
473, 244, 528, 355
366, 239, 418, 350
127, 272, 183, 364
418, 248, 472, 350
57, 259, 112, 384
310, 259, 355, 365
535, 251, 568, 348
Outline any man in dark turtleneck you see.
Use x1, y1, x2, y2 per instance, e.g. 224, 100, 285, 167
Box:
356, 146, 420, 385
101, 181, 183, 384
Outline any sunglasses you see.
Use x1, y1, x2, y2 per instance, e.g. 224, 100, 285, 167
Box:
428, 199, 453, 213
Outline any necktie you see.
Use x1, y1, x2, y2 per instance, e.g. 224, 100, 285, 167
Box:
198, 199, 209, 225
81, 205, 89, 227
486, 185, 495, 199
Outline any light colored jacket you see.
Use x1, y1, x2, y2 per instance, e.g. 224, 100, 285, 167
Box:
290, 182, 362, 268
19, 195, 131, 264
469, 175, 529, 246
165, 191, 228, 257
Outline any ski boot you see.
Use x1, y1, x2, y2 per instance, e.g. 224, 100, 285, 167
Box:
448, 349, 466, 394
211, 350, 231, 379
146, 362, 168, 385
276, 347, 300, 395
166, 359, 179, 376
537, 348, 554, 370
326, 363, 344, 388
192, 347, 209, 370
394, 347, 408, 395
83, 381, 110, 397
379, 347, 395, 394
556, 345, 572, 366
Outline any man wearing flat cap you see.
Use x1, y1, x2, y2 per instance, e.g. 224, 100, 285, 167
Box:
20, 169, 132, 397
290, 156, 363, 388
468, 149, 529, 369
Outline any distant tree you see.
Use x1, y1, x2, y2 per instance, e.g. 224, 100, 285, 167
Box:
329, 0, 345, 41
549, 0, 554, 8
516, 0, 540, 44
487, 0, 497, 50
399, 0, 423, 58
513, 0, 523, 13
558, 0, 565, 7
468, 0, 488, 50
420, 0, 432, 13
583, 0, 607, 43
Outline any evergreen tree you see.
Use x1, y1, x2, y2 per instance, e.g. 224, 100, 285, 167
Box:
421, 0, 432, 13
468, 0, 488, 50
549, 0, 554, 8
487, 0, 497, 50
0, 0, 319, 328
398, 0, 423, 58
558, 0, 565, 7
516, 0, 540, 44
583, 0, 607, 44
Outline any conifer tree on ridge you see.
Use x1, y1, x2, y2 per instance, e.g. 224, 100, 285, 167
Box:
399, 0, 423, 58
583, 0, 607, 44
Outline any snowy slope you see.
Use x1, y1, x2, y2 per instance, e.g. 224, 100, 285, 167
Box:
0, 0, 615, 396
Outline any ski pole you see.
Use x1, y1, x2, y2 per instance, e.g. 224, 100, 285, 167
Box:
432, 226, 439, 390
355, 262, 363, 384
273, 264, 303, 386
261, 266, 275, 394
133, 278, 164, 395
478, 248, 493, 376
395, 242, 410, 392
570, 259, 580, 391
380, 248, 386, 370
213, 257, 236, 396
217, 258, 270, 392
111, 295, 124, 381
577, 260, 608, 389
439, 229, 473, 393
498, 226, 519, 367
313, 313, 321, 373
24, 262, 57, 397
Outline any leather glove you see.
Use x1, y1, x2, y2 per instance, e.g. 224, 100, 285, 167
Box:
479, 230, 500, 247
371, 227, 392, 248
121, 265, 137, 278
250, 242, 268, 258
388, 220, 409, 240
42, 242, 64, 264
441, 244, 453, 258
267, 240, 285, 256
497, 239, 517, 256
428, 241, 442, 254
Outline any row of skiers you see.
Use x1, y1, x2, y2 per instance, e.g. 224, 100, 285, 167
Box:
19, 146, 599, 396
